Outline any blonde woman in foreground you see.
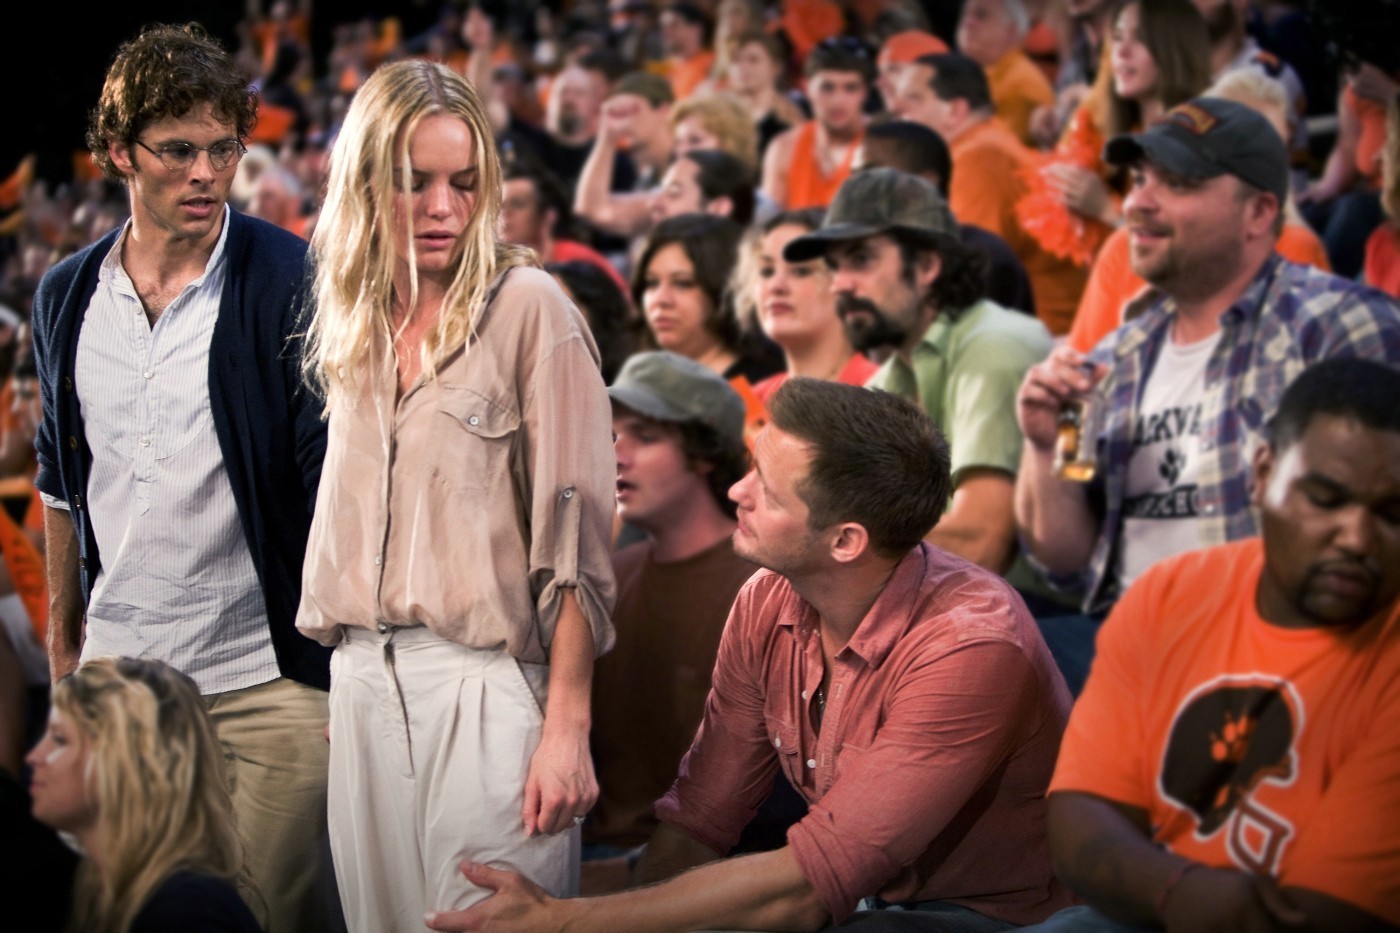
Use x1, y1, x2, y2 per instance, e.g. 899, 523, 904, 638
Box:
28, 657, 261, 933
295, 59, 617, 930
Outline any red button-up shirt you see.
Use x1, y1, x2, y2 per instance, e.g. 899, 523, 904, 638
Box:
655, 543, 1075, 924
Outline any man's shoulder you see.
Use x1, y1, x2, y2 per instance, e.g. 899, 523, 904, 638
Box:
943, 299, 1053, 365
1260, 258, 1400, 332
229, 210, 309, 274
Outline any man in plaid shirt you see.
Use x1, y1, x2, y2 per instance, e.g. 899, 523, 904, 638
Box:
1014, 97, 1400, 694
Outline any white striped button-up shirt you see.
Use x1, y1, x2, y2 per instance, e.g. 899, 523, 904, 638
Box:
49, 212, 278, 693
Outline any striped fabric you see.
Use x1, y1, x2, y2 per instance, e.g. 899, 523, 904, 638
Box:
58, 213, 278, 693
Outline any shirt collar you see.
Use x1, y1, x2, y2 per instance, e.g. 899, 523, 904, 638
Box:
841, 543, 931, 668
98, 203, 232, 290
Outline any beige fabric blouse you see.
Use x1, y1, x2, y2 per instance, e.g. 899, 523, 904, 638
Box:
296, 266, 617, 662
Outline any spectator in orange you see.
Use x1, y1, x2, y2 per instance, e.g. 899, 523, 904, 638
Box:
770, 0, 846, 64
1018, 0, 1211, 269
659, 2, 717, 100
1068, 69, 1332, 352
1300, 62, 1398, 279
1033, 358, 1400, 933
890, 52, 1087, 334
1364, 91, 1400, 297
761, 36, 873, 210
875, 29, 949, 115
956, 0, 1057, 145
732, 207, 878, 404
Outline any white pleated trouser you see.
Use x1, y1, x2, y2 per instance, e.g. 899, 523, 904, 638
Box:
327, 624, 579, 933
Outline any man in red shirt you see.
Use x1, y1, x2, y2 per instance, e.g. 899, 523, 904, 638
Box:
426, 379, 1073, 932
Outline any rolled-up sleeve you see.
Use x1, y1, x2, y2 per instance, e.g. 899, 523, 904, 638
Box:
520, 284, 617, 658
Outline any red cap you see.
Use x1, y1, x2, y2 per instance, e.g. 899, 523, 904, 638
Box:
878, 30, 949, 66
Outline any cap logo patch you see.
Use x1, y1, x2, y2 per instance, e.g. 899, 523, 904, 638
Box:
1159, 103, 1218, 136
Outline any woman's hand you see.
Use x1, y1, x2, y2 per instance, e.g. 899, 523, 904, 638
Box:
522, 720, 597, 836
1042, 162, 1119, 226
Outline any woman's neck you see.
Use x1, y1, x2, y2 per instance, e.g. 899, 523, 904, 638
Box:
1139, 97, 1164, 127
693, 342, 739, 377
782, 329, 853, 382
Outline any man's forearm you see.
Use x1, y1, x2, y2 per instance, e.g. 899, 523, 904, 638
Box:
42, 503, 84, 681
926, 470, 1016, 573
565, 845, 827, 933
1013, 441, 1100, 576
632, 821, 723, 886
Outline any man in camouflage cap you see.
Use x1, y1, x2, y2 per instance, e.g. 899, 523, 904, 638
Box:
786, 166, 1053, 579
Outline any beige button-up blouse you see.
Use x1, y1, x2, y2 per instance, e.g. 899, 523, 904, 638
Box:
296, 266, 617, 662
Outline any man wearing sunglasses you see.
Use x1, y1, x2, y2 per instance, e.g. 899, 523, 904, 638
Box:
30, 23, 333, 933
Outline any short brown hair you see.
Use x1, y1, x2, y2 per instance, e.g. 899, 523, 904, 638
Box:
87, 23, 258, 180
768, 378, 950, 557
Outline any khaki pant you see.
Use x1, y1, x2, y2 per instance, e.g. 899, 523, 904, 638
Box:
328, 626, 578, 933
206, 676, 338, 933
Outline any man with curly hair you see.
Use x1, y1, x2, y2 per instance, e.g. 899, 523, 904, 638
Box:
30, 23, 333, 932
784, 167, 1052, 579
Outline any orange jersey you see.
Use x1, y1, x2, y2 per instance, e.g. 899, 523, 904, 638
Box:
1051, 538, 1400, 925
785, 121, 862, 211
1365, 221, 1400, 298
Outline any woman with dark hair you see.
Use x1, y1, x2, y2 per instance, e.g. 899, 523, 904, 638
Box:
1017, 0, 1211, 265
630, 213, 783, 385
546, 259, 641, 384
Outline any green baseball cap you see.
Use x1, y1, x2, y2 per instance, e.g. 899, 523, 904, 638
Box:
783, 167, 960, 262
607, 351, 745, 445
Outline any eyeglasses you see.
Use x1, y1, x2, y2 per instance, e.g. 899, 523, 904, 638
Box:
134, 138, 246, 172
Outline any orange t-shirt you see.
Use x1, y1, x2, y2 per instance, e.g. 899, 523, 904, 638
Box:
1050, 539, 1400, 925
1022, 18, 1061, 86
667, 49, 717, 101
949, 118, 1086, 336
785, 121, 863, 211
1345, 86, 1387, 188
1364, 221, 1400, 298
985, 48, 1056, 147
1067, 221, 1334, 353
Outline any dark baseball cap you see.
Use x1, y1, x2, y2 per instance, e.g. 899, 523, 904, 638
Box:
1104, 96, 1289, 203
783, 167, 960, 263
608, 351, 745, 445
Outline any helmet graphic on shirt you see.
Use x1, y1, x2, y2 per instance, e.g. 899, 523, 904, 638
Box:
1159, 680, 1297, 836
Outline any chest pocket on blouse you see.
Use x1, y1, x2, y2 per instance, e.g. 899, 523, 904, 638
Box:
431, 387, 521, 493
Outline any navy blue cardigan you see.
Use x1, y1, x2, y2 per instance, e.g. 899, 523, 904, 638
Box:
31, 211, 331, 689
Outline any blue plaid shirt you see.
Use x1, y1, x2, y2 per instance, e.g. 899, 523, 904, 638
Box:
1056, 254, 1400, 614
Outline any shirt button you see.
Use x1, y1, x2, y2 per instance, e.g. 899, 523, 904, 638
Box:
468, 415, 480, 426
773, 736, 782, 749
1204, 504, 1217, 515
373, 555, 382, 565
801, 690, 809, 700
562, 488, 574, 499
68, 436, 78, 449
143, 370, 154, 379
806, 759, 816, 769
139, 436, 151, 447
377, 621, 390, 634
63, 377, 73, 391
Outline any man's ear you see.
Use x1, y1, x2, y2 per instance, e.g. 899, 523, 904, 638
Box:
109, 141, 136, 178
1251, 441, 1275, 509
705, 196, 733, 218
829, 521, 871, 565
914, 249, 942, 292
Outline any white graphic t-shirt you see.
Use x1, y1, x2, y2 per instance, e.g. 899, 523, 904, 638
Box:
1117, 331, 1221, 589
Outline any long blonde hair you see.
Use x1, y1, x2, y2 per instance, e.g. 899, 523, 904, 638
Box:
55, 658, 252, 933
305, 59, 536, 406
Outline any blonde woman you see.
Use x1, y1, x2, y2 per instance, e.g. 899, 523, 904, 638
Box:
296, 59, 616, 929
27, 657, 260, 933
